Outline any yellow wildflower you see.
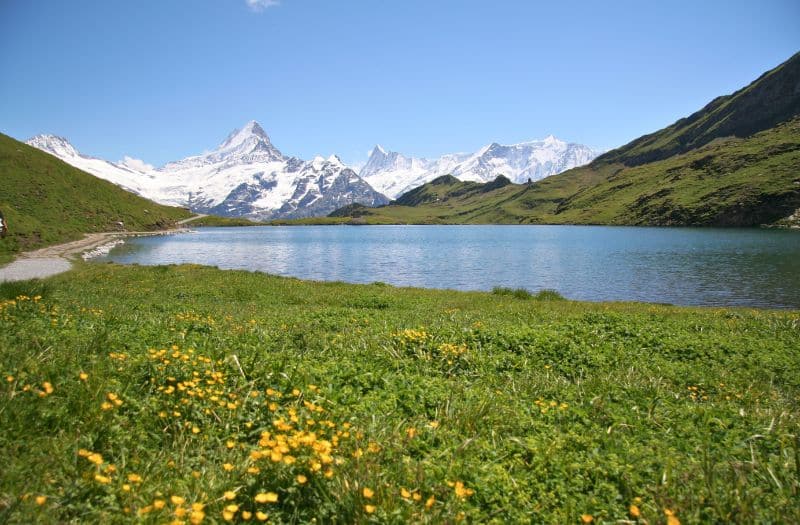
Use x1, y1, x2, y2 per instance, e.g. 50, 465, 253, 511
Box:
79, 372, 89, 381
581, 515, 594, 524
256, 511, 269, 521
222, 463, 234, 472
255, 492, 278, 503
629, 504, 641, 518
425, 496, 435, 509
94, 474, 111, 484
362, 487, 374, 499
223, 491, 237, 501
453, 481, 474, 499
364, 504, 376, 514
242, 511, 252, 520
171, 495, 186, 505
128, 473, 143, 483
153, 499, 166, 510
35, 495, 47, 505
296, 474, 308, 484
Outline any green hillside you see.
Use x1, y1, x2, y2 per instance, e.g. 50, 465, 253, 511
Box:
326, 53, 800, 227
0, 133, 192, 263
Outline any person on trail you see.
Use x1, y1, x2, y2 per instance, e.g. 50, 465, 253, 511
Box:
0, 210, 7, 238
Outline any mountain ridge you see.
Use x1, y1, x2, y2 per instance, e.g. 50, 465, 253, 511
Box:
359, 136, 598, 199
27, 123, 389, 220
325, 52, 800, 227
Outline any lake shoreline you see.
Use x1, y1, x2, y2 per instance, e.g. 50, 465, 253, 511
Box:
95, 224, 800, 309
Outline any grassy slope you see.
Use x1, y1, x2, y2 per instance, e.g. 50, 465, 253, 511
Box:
598, 51, 800, 166
322, 53, 800, 227
0, 133, 192, 263
1, 263, 799, 523
318, 117, 800, 226
189, 216, 265, 227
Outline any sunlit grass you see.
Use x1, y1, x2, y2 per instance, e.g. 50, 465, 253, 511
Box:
1, 263, 799, 523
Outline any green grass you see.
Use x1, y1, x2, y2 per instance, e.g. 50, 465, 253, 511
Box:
189, 216, 265, 227
0, 133, 192, 264
1, 263, 798, 523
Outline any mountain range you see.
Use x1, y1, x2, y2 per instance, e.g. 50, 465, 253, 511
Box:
26, 123, 598, 218
27, 122, 389, 220
359, 137, 598, 199
324, 52, 800, 227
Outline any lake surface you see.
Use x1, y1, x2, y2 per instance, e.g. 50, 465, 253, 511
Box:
96, 225, 800, 309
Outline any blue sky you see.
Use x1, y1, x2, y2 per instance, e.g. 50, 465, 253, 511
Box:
1, 0, 798, 167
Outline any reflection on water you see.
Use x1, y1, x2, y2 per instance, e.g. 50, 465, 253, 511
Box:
95, 225, 800, 308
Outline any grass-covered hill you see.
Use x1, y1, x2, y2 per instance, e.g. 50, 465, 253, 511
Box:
325, 52, 800, 227
1, 263, 798, 522
0, 133, 193, 263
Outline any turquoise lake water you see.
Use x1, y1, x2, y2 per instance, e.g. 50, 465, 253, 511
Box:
95, 225, 800, 308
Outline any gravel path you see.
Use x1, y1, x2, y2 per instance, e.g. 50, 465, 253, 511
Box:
0, 257, 73, 282
0, 215, 205, 283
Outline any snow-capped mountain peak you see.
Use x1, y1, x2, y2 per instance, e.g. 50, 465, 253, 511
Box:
219, 120, 271, 150
359, 135, 599, 199
26, 134, 82, 159
26, 121, 389, 220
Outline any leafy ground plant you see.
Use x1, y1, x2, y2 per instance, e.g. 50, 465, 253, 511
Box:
1, 263, 799, 523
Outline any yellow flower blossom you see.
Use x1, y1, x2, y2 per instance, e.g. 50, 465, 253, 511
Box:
453, 481, 474, 499
256, 511, 269, 521
362, 487, 374, 499
223, 491, 237, 501
35, 495, 47, 505
364, 504, 376, 514
171, 495, 186, 505
255, 492, 278, 503
581, 515, 594, 523
296, 474, 308, 484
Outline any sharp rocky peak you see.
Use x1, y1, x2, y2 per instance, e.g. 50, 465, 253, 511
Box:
219, 120, 272, 150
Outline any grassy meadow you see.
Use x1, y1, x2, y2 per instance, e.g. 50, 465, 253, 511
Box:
1, 263, 799, 523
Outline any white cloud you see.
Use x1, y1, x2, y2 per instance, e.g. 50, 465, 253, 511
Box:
245, 0, 280, 11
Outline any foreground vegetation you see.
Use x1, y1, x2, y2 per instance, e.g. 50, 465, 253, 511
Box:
1, 263, 798, 523
0, 134, 192, 264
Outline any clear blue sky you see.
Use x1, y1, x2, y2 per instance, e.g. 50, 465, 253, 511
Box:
1, 0, 798, 167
